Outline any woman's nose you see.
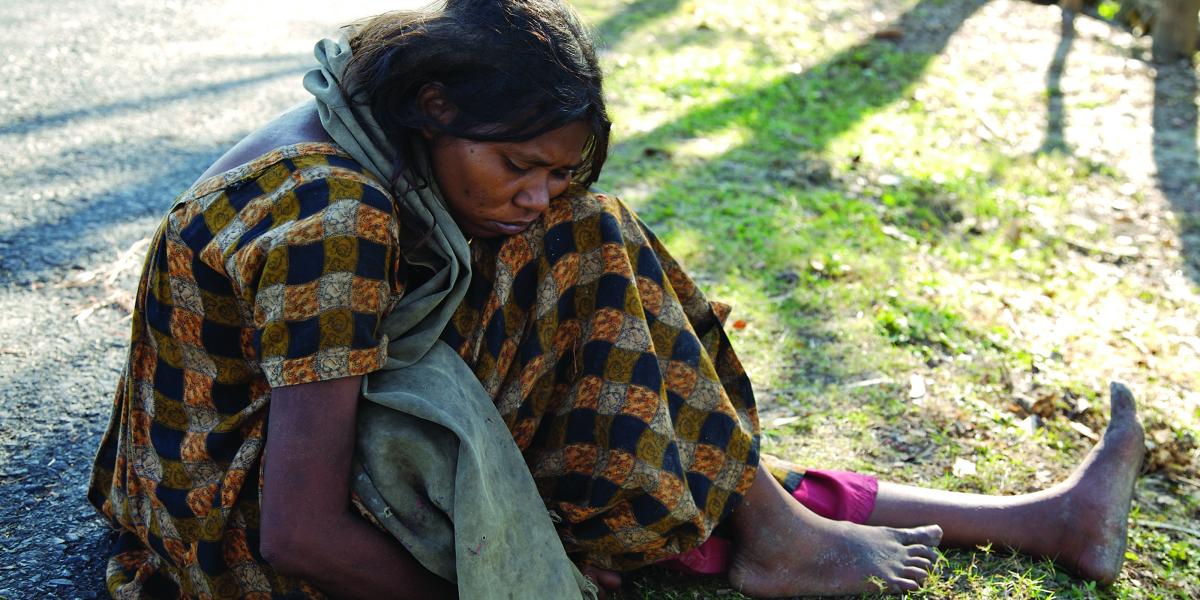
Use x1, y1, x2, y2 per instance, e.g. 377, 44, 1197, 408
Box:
515, 178, 551, 214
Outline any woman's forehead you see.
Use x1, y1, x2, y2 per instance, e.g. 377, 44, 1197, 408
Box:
501, 121, 591, 166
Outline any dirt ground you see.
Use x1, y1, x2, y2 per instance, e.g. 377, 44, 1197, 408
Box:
0, 0, 1195, 598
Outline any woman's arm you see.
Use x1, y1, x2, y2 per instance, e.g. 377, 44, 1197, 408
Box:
260, 375, 457, 599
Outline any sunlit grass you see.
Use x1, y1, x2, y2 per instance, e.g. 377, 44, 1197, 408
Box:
575, 0, 1200, 597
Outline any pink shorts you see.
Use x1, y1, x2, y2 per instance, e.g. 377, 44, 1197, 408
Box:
658, 469, 879, 576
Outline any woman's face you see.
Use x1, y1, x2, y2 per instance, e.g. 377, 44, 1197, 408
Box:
427, 121, 592, 238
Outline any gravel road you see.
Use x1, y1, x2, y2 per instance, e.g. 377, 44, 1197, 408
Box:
0, 2, 403, 597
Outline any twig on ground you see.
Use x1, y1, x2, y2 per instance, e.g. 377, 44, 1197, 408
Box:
976, 112, 1012, 146
1062, 237, 1139, 263
1133, 518, 1200, 539
846, 377, 892, 389
1173, 476, 1200, 490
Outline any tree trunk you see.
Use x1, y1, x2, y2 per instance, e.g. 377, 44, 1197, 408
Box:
1152, 0, 1200, 63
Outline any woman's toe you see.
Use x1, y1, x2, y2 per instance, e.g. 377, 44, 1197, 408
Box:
900, 565, 930, 583
888, 577, 921, 593
904, 555, 933, 570
915, 524, 944, 545
897, 525, 942, 546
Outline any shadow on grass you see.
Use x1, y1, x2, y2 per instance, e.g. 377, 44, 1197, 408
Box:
1065, 10, 1200, 284
1039, 9, 1076, 154
1152, 61, 1200, 282
593, 0, 683, 48
613, 0, 989, 192
600, 0, 989, 384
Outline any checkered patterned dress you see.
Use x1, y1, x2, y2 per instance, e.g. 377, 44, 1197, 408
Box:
88, 143, 760, 597
89, 144, 398, 598
441, 190, 760, 570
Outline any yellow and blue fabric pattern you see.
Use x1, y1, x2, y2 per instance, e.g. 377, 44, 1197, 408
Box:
89, 143, 399, 598
441, 190, 760, 570
88, 143, 762, 597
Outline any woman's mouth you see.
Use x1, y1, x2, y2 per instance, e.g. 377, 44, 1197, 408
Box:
490, 219, 536, 235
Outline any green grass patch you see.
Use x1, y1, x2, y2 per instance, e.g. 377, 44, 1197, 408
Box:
575, 0, 1200, 598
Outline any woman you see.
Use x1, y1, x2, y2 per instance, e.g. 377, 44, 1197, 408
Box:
88, 0, 1145, 598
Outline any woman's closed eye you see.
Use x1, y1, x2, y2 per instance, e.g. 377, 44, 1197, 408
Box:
505, 157, 531, 174
506, 156, 573, 181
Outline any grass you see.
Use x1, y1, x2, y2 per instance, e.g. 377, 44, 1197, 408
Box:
572, 0, 1200, 598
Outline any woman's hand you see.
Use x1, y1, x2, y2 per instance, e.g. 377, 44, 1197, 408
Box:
261, 375, 457, 599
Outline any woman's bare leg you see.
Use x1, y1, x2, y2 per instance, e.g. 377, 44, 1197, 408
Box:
866, 382, 1145, 584
727, 465, 943, 596
726, 383, 1142, 597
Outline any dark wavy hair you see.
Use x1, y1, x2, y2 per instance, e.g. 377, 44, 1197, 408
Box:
343, 0, 611, 190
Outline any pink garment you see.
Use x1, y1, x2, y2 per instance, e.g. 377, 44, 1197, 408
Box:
658, 469, 879, 576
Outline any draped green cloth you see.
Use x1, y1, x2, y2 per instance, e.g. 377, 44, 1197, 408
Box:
303, 36, 471, 368
303, 36, 597, 599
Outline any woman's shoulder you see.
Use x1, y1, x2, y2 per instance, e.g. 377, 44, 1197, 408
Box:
188, 142, 374, 197
169, 126, 401, 278
184, 102, 390, 203
177, 141, 400, 257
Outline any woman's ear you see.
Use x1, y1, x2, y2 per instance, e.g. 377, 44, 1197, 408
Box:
417, 83, 457, 139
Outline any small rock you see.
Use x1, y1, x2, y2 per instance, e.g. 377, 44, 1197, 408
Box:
1018, 414, 1041, 434
908, 373, 927, 400
952, 457, 977, 477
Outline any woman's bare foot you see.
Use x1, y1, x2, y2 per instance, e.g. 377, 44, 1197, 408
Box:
866, 381, 1147, 586
728, 467, 942, 597
1042, 381, 1145, 583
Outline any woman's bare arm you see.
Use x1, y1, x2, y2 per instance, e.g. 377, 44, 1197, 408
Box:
260, 375, 457, 599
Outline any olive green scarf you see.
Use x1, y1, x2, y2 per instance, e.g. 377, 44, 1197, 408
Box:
303, 36, 596, 599
304, 35, 470, 368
